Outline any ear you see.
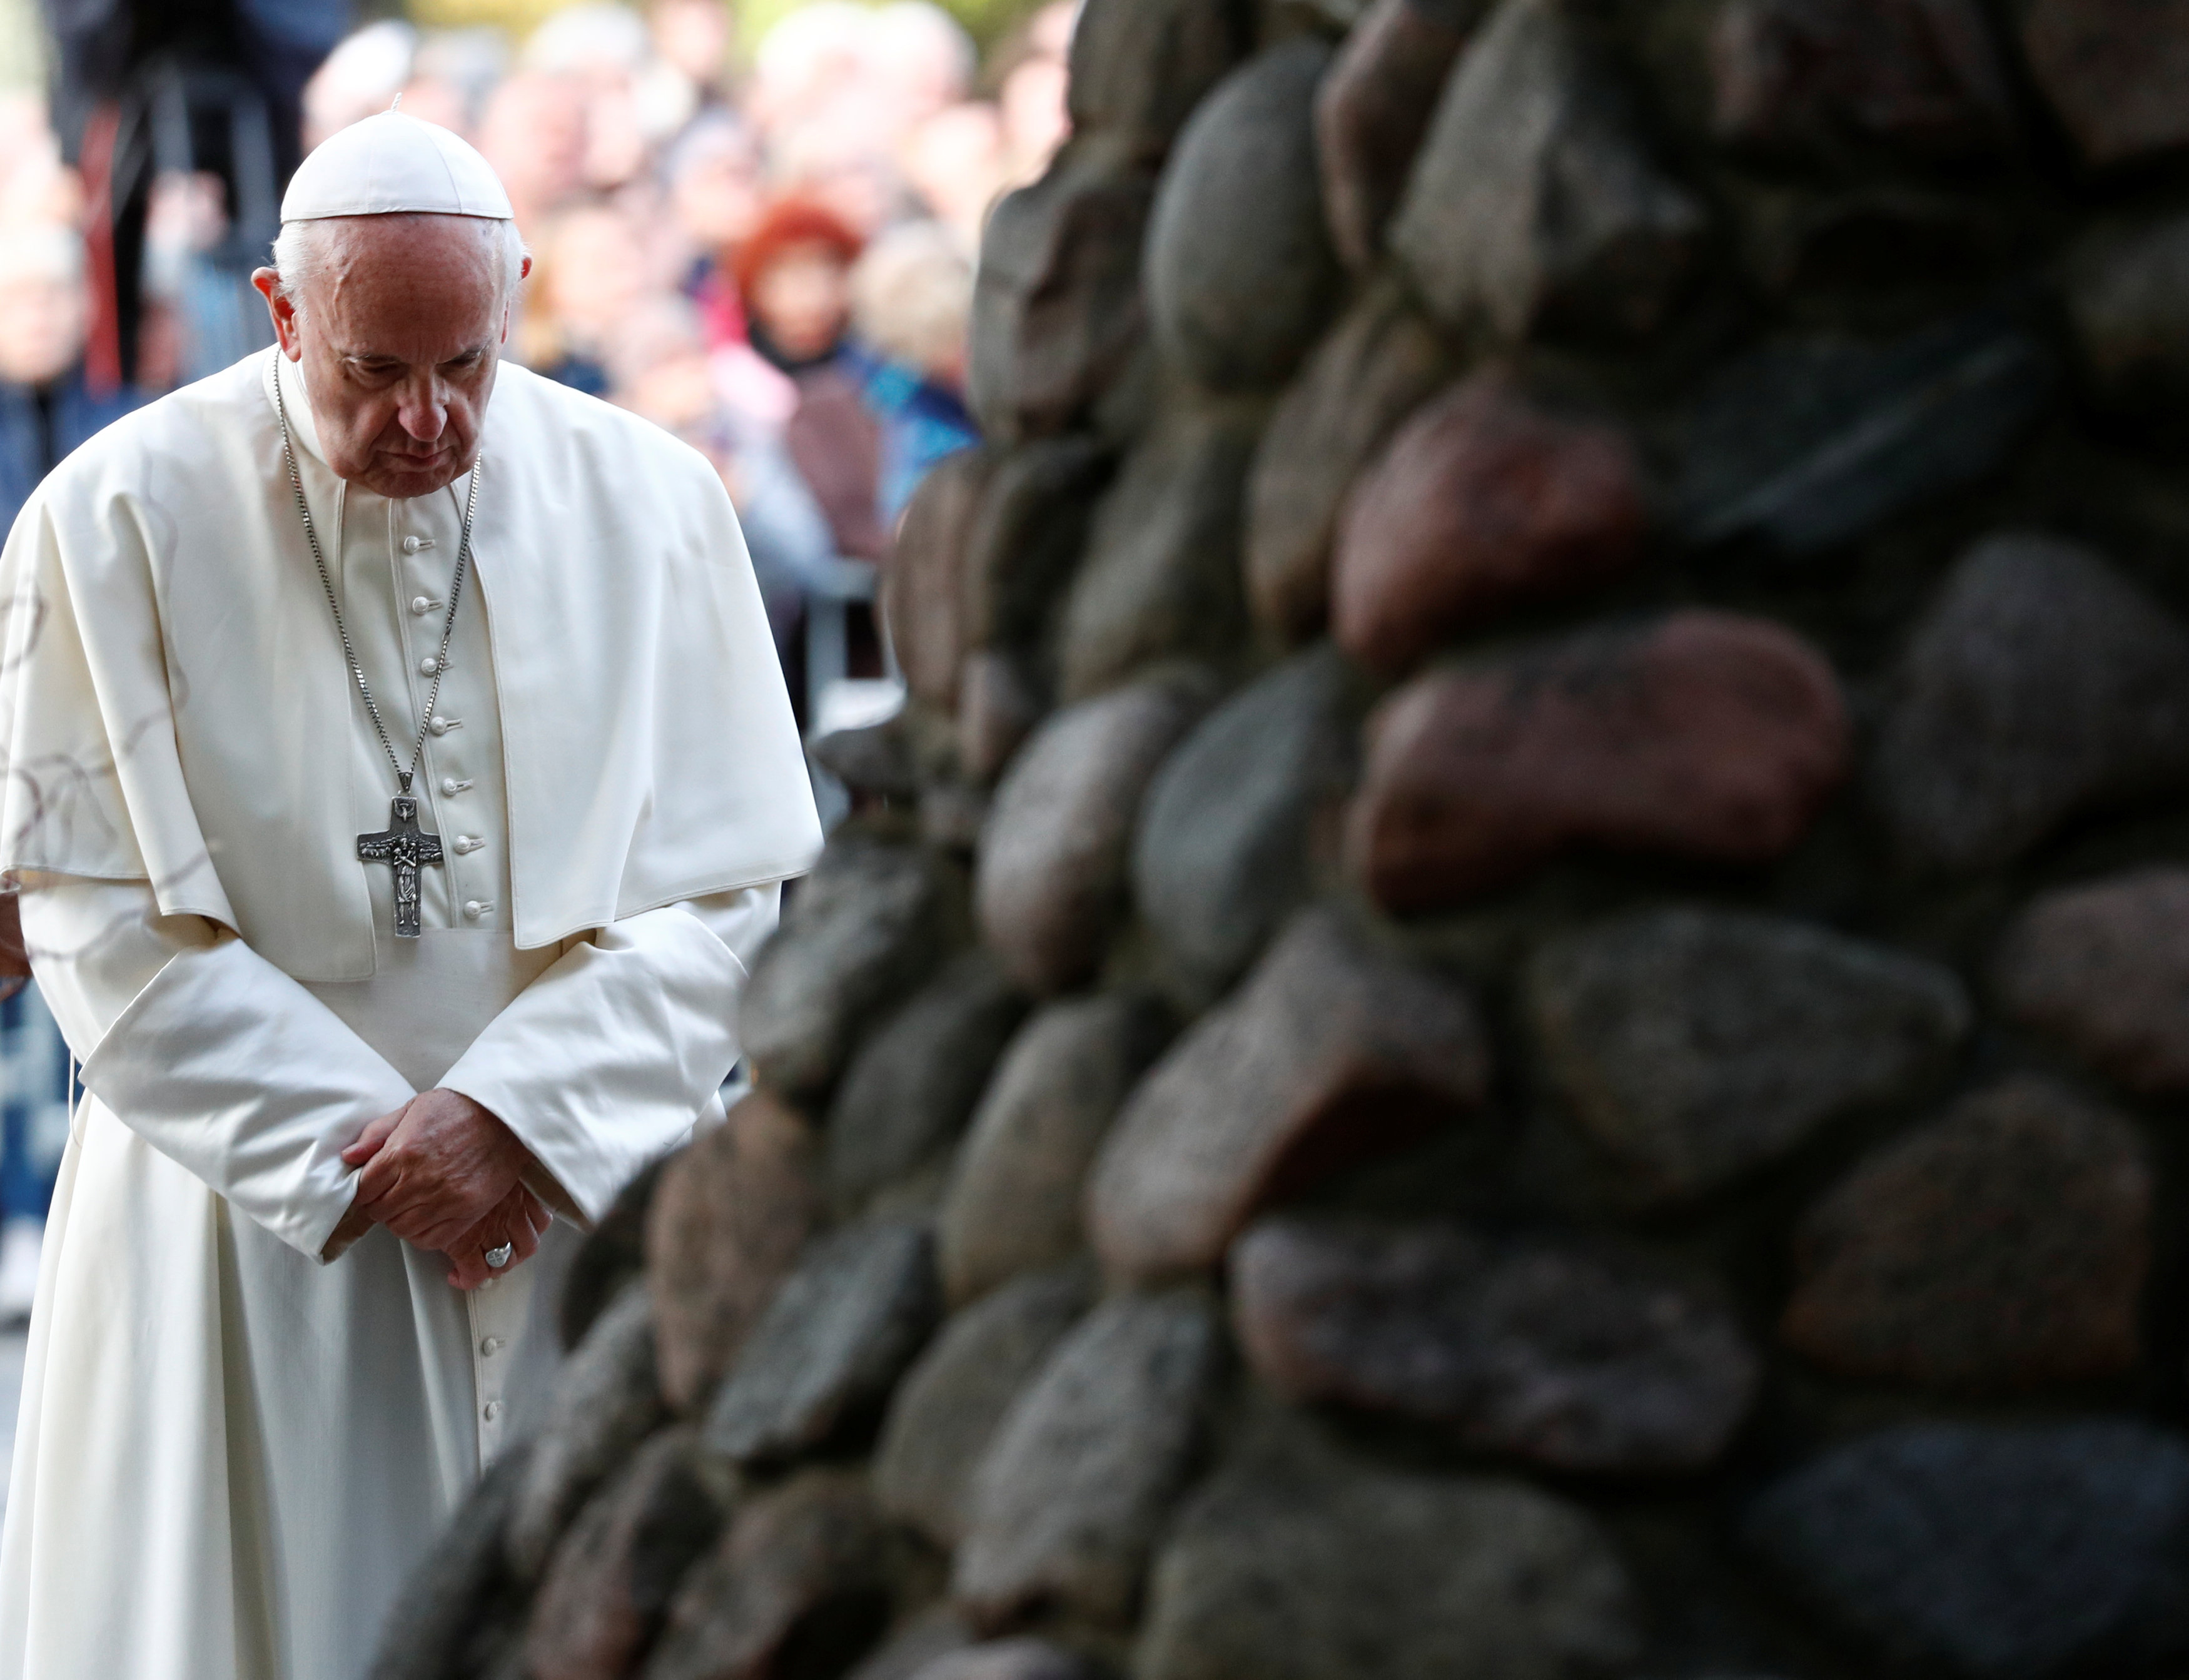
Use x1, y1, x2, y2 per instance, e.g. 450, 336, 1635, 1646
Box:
251, 268, 304, 359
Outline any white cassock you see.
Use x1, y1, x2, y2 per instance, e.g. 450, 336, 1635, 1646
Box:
0, 345, 821, 1679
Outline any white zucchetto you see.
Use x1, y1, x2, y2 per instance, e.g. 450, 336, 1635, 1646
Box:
280, 111, 514, 223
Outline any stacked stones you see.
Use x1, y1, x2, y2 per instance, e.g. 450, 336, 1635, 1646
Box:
379, 3, 2189, 1678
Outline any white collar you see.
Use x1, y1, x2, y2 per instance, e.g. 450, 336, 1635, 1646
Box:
266, 348, 330, 467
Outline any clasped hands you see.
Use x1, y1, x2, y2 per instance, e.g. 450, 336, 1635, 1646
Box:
329, 1089, 548, 1290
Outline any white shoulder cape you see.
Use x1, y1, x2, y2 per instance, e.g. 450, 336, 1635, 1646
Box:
0, 348, 821, 979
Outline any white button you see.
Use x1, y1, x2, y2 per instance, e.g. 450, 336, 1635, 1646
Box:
418, 657, 439, 676
478, 1275, 497, 1290
429, 716, 461, 736
482, 1400, 503, 1421
463, 900, 485, 920
441, 777, 471, 796
402, 535, 434, 554
410, 595, 438, 615
454, 835, 482, 854
480, 1336, 503, 1357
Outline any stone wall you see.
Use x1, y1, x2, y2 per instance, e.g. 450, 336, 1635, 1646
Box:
377, 3, 2189, 1678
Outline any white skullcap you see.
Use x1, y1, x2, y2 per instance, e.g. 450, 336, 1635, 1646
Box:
281, 111, 514, 222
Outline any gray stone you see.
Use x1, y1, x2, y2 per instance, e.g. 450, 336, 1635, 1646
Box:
645, 1470, 892, 1680
1997, 868, 2189, 1096
523, 1429, 727, 1680
1525, 907, 1971, 1205
1317, 0, 1478, 270
704, 1222, 941, 1465
367, 1443, 532, 1680
911, 1642, 1098, 1680
560, 1153, 669, 1352
976, 670, 1212, 994
1058, 401, 1260, 701
812, 719, 920, 803
845, 1609, 978, 1680
1065, 0, 1251, 163
1391, 0, 1705, 342
958, 650, 1046, 786
741, 837, 959, 1104
2021, 0, 2189, 168
2067, 214, 2189, 410
1132, 648, 1360, 999
1677, 313, 2055, 555
1138, 1455, 1642, 1680
1782, 1078, 2151, 1390
828, 953, 1027, 1212
1748, 1421, 2189, 1679
1873, 533, 2189, 871
968, 139, 1156, 444
1090, 909, 1490, 1282
938, 994, 1172, 1303
508, 1281, 667, 1581
646, 1091, 824, 1413
954, 1290, 1223, 1627
875, 1266, 1095, 1546
1709, 0, 2015, 163
1243, 278, 1457, 645
960, 437, 1111, 656
889, 448, 999, 709
1231, 1216, 1759, 1473
1145, 41, 1342, 395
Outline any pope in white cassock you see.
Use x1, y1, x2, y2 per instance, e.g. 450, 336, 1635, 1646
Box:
0, 114, 821, 1678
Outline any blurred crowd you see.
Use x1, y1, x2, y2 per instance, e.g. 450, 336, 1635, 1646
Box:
1, 0, 1073, 705
0, 0, 1068, 1317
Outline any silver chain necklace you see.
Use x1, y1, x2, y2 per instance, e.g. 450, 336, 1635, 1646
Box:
271, 367, 479, 938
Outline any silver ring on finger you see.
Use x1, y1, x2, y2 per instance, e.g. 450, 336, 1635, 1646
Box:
485, 1242, 513, 1270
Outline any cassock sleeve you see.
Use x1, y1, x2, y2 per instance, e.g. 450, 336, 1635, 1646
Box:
436, 883, 779, 1225
18, 875, 412, 1263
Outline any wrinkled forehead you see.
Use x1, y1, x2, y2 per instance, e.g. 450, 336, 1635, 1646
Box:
305, 216, 512, 360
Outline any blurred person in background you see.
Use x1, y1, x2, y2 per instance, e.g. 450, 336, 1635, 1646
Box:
666, 109, 764, 348
522, 199, 651, 395
476, 69, 587, 231
0, 222, 121, 1320
901, 98, 1007, 251
847, 216, 974, 519
520, 4, 685, 194
301, 18, 415, 151
648, 0, 734, 109
0, 223, 140, 535
737, 195, 862, 378
992, 0, 1073, 181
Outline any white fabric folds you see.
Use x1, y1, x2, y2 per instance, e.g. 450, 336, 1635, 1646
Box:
0, 348, 822, 979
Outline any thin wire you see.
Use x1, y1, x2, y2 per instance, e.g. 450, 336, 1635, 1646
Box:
272, 367, 478, 796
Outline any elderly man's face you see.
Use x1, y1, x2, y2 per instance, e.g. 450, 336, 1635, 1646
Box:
253, 215, 526, 500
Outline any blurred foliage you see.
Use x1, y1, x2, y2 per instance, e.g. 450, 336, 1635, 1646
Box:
403, 0, 1053, 63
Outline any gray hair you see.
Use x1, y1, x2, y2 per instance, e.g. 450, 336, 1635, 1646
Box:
268, 215, 527, 317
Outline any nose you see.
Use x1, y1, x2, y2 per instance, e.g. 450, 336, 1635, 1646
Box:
395, 373, 449, 447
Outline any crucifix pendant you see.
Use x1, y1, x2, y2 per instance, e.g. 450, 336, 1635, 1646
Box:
358, 792, 444, 939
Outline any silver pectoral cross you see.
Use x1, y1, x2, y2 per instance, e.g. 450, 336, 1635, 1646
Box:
358, 792, 443, 939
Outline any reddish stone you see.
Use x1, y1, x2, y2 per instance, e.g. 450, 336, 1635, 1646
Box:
1088, 908, 1489, 1282
1331, 370, 1647, 676
1345, 610, 1849, 914
1711, 0, 2015, 160
1783, 1078, 2152, 1390
524, 1430, 723, 1680
1316, 0, 1474, 271
1231, 1217, 1759, 1472
647, 1470, 892, 1680
644, 1091, 824, 1412
2022, 0, 2189, 167
1996, 868, 2189, 1096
